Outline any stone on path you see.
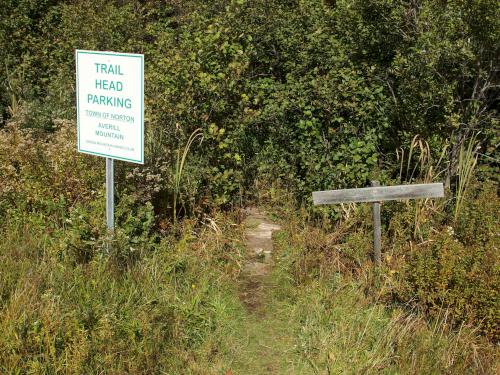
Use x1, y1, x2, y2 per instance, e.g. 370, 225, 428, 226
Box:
239, 208, 281, 314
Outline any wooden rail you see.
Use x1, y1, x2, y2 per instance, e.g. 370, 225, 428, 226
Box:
313, 183, 444, 205
312, 182, 445, 266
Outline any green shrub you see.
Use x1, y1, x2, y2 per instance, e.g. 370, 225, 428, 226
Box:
271, 207, 498, 374
455, 182, 500, 246
394, 184, 500, 341
2, 0, 498, 210
399, 230, 499, 341
0, 121, 102, 223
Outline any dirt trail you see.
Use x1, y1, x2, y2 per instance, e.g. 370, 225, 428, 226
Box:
227, 208, 314, 374
230, 208, 286, 374
239, 207, 281, 315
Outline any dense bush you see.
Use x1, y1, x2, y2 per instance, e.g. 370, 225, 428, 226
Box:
0, 121, 157, 264
265, 176, 499, 342
0, 117, 247, 372
0, 122, 243, 371
395, 183, 499, 341
1, 0, 497, 210
0, 120, 102, 223
271, 206, 498, 373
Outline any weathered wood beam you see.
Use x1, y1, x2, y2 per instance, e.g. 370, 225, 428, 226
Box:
312, 183, 444, 205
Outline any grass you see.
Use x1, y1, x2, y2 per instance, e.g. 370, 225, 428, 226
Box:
267, 219, 499, 374
0, 195, 498, 373
454, 134, 478, 222
173, 128, 203, 224
223, 302, 315, 374
0, 210, 246, 373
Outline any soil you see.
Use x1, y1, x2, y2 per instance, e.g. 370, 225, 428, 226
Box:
239, 207, 281, 315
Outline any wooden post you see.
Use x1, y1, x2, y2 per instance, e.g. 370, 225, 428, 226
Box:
371, 180, 381, 266
312, 182, 444, 266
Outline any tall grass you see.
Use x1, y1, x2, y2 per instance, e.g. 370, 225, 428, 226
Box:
454, 134, 479, 222
0, 124, 245, 373
397, 135, 448, 185
287, 281, 497, 374
0, 209, 245, 373
173, 128, 203, 224
1, 123, 497, 373
396, 135, 448, 239
269, 206, 499, 374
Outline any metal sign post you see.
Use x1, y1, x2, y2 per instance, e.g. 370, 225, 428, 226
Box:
106, 158, 114, 236
312, 182, 444, 266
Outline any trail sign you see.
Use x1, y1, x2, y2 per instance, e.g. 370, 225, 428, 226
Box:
76, 50, 144, 164
312, 182, 444, 265
76, 50, 144, 244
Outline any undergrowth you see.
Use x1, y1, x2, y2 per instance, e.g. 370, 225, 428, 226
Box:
0, 210, 246, 373
1, 121, 498, 373
0, 122, 247, 372
269, 205, 499, 374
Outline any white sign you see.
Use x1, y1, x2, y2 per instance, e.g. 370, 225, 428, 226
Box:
76, 50, 144, 164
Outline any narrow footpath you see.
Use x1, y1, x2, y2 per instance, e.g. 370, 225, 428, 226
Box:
239, 208, 281, 315
226, 208, 314, 375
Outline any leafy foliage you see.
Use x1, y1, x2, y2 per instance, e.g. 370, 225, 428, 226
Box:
1, 0, 497, 208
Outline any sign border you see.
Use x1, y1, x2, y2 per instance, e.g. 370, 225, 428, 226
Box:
76, 49, 144, 164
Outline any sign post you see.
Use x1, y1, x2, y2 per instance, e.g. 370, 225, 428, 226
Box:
312, 182, 444, 266
106, 158, 114, 232
76, 50, 144, 247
